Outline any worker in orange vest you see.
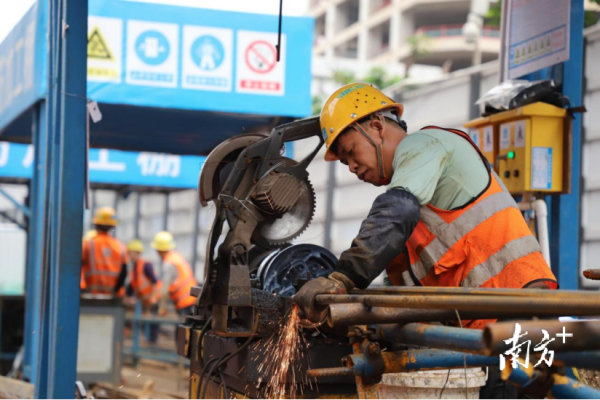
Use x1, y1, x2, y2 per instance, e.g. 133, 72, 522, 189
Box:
126, 239, 161, 308
294, 84, 557, 398
151, 231, 198, 317
81, 207, 128, 296
126, 239, 161, 343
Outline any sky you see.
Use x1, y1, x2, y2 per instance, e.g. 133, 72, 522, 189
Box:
0, 0, 310, 43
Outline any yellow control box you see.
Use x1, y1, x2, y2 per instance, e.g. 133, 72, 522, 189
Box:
464, 102, 568, 195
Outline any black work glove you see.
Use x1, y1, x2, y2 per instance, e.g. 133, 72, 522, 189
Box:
294, 272, 355, 322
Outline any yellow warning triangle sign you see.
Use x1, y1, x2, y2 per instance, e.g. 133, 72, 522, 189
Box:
534, 41, 538, 51
547, 36, 551, 47
88, 27, 113, 60
516, 48, 520, 59
540, 39, 544, 49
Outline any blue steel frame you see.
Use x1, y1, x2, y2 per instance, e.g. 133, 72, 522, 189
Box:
0, 187, 31, 218
24, 0, 88, 397
550, 0, 584, 290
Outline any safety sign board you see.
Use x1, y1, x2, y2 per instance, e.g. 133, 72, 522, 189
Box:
483, 126, 494, 153
469, 129, 479, 148
532, 147, 553, 189
182, 26, 233, 92
87, 16, 123, 83
504, 0, 570, 80
514, 120, 526, 148
500, 123, 511, 150
126, 20, 179, 87
0, 142, 205, 189
236, 30, 286, 96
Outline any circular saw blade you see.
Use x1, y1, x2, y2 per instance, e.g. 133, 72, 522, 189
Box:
259, 177, 316, 245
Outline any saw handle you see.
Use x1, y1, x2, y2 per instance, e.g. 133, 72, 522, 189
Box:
249, 116, 323, 180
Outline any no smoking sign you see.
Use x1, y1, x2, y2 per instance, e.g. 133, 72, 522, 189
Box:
236, 30, 286, 96
245, 40, 277, 73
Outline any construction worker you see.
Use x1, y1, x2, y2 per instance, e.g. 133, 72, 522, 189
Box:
151, 231, 198, 317
126, 239, 161, 308
81, 207, 128, 296
126, 239, 161, 343
294, 84, 557, 397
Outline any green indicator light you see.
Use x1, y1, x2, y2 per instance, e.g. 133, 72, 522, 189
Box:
507, 151, 515, 159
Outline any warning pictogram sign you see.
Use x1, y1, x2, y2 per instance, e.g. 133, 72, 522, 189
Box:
87, 16, 123, 83
88, 27, 113, 60
245, 40, 277, 74
236, 30, 286, 96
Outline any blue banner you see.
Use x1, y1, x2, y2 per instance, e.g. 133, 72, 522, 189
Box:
86, 0, 313, 117
0, 142, 205, 189
0, 2, 47, 132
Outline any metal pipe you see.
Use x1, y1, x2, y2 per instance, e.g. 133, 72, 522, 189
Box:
484, 320, 600, 355
374, 323, 485, 353
583, 269, 600, 281
306, 367, 354, 378
354, 286, 594, 299
506, 365, 600, 399
351, 349, 498, 377
327, 303, 593, 327
317, 294, 600, 316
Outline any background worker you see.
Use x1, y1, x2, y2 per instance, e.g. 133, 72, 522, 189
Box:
294, 83, 557, 398
151, 231, 198, 317
81, 207, 128, 296
126, 239, 161, 343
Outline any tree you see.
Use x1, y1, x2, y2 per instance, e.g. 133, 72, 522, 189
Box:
405, 34, 430, 78
332, 69, 356, 85
363, 66, 402, 89
312, 95, 323, 116
488, 0, 599, 28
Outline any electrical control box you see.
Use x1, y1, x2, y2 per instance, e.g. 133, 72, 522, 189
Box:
464, 116, 497, 169
464, 102, 569, 195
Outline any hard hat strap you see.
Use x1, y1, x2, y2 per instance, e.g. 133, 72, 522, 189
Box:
351, 114, 390, 185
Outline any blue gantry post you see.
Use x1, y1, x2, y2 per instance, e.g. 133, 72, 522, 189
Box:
33, 0, 88, 397
549, 0, 585, 290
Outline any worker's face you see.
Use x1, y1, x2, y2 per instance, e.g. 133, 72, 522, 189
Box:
335, 119, 393, 186
157, 250, 168, 260
128, 251, 140, 263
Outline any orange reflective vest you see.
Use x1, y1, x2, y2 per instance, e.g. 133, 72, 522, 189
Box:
386, 127, 557, 329
81, 232, 127, 295
130, 258, 162, 307
164, 251, 197, 310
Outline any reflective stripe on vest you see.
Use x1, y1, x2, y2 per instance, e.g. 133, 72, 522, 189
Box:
392, 126, 556, 294
409, 188, 519, 282
165, 251, 198, 309
86, 236, 123, 294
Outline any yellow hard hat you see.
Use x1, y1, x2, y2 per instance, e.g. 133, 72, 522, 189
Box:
127, 239, 144, 253
83, 230, 97, 241
151, 231, 176, 251
93, 207, 118, 226
320, 83, 403, 162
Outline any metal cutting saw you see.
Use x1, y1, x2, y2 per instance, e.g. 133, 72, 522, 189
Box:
177, 116, 355, 398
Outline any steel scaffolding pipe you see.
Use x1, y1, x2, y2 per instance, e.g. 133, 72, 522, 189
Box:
373, 323, 486, 354
484, 320, 600, 355
356, 286, 598, 299
326, 303, 576, 326
316, 294, 600, 316
506, 364, 600, 399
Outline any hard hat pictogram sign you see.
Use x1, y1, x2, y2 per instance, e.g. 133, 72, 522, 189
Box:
245, 40, 277, 74
88, 27, 113, 60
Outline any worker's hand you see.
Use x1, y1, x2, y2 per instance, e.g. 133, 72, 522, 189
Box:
293, 272, 354, 322
158, 307, 167, 316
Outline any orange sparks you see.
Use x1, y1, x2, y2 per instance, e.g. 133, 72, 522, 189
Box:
252, 305, 313, 399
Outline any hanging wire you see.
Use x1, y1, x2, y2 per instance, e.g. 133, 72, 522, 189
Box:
276, 0, 283, 61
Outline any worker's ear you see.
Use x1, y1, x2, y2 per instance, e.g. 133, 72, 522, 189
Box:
368, 118, 385, 142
